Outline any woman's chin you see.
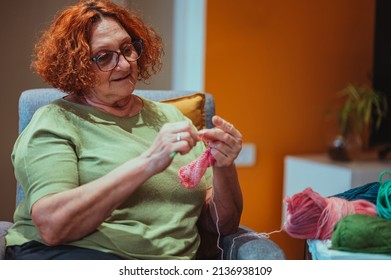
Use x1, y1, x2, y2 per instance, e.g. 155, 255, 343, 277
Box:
113, 79, 136, 93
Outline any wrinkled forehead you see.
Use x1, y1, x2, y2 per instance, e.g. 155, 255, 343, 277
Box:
89, 17, 130, 51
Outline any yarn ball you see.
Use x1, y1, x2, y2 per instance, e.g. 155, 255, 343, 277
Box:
376, 171, 391, 219
284, 187, 378, 240
332, 181, 380, 204
331, 214, 391, 254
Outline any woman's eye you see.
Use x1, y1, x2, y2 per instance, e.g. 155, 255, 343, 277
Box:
97, 52, 114, 65
122, 45, 134, 57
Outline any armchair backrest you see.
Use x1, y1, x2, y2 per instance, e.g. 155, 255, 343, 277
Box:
16, 88, 215, 205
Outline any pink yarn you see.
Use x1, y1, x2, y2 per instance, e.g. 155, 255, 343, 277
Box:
178, 147, 216, 189
284, 187, 378, 240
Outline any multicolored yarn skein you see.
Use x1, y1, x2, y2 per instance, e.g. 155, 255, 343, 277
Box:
284, 187, 378, 240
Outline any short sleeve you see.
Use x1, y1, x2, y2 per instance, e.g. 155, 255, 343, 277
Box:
12, 105, 80, 211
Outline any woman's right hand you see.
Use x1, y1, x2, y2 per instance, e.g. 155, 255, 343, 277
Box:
142, 121, 200, 174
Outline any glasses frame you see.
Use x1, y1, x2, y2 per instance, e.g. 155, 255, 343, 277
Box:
91, 39, 143, 72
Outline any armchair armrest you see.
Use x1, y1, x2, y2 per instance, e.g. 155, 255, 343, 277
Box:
221, 226, 285, 259
0, 222, 285, 260
0, 221, 13, 260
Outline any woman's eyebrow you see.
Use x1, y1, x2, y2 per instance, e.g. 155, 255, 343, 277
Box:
92, 37, 132, 51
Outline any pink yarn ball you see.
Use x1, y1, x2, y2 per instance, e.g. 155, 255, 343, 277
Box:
284, 187, 377, 240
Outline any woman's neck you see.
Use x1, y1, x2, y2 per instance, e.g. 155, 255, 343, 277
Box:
66, 94, 143, 117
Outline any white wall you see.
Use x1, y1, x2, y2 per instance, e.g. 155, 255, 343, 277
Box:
172, 0, 206, 91
127, 0, 174, 90
129, 0, 206, 91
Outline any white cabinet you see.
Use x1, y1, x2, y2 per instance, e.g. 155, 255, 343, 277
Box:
281, 153, 391, 223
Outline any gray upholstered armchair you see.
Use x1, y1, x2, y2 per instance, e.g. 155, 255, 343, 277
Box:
0, 88, 285, 260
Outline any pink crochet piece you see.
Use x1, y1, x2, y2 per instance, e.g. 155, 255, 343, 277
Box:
178, 147, 216, 189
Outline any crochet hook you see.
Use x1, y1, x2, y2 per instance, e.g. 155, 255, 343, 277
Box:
170, 151, 178, 158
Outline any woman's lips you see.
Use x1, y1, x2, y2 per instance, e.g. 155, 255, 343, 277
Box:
112, 74, 131, 82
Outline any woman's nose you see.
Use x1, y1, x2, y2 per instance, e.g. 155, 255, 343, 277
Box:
115, 53, 131, 70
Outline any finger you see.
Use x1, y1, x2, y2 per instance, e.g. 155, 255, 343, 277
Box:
212, 115, 242, 139
209, 145, 235, 167
174, 131, 197, 148
198, 126, 242, 150
198, 129, 233, 149
163, 122, 200, 157
165, 121, 200, 142
209, 139, 241, 159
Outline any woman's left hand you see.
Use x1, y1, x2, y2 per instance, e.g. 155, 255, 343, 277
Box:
198, 115, 242, 167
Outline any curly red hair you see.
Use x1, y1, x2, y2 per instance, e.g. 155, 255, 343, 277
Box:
32, 0, 163, 95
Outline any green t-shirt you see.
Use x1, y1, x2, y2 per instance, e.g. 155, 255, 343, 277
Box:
6, 97, 212, 260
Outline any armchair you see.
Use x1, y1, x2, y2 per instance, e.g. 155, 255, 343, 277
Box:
0, 88, 285, 260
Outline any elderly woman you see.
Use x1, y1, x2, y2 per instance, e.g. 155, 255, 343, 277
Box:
5, 0, 243, 260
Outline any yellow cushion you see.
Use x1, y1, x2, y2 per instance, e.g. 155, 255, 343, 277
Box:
162, 93, 206, 130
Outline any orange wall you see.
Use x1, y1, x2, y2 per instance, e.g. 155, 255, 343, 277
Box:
205, 0, 375, 259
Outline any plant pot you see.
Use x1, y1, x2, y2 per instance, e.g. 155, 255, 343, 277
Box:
327, 133, 363, 161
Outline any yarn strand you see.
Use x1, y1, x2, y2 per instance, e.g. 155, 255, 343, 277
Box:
228, 229, 283, 260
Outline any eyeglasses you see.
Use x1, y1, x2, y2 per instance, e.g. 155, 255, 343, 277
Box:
91, 40, 143, 72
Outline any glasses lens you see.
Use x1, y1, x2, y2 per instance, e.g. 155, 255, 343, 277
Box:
92, 40, 143, 71
133, 40, 143, 58
122, 41, 143, 62
96, 52, 117, 71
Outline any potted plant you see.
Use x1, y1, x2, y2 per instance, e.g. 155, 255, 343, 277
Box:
328, 84, 388, 160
